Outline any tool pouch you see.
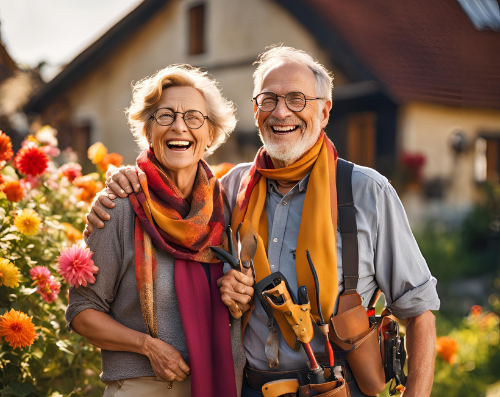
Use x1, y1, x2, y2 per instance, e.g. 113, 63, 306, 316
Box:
298, 378, 349, 397
259, 276, 315, 344
329, 293, 386, 396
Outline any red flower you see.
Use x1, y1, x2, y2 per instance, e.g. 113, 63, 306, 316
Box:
58, 162, 82, 182
0, 131, 14, 164
14, 146, 49, 176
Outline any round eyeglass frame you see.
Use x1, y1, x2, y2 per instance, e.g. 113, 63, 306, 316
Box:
150, 108, 209, 129
252, 91, 324, 112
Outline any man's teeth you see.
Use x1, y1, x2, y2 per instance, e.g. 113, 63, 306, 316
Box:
272, 126, 297, 132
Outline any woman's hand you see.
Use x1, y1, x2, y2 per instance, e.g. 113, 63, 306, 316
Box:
217, 268, 254, 319
142, 336, 191, 381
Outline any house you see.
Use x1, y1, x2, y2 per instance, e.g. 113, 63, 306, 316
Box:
25, 0, 500, 225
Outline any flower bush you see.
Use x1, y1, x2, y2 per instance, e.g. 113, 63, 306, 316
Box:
0, 130, 121, 396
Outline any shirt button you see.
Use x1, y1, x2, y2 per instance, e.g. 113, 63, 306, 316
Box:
283, 201, 287, 206
273, 238, 278, 243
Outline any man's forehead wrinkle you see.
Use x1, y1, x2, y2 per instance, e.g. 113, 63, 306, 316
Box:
261, 62, 316, 96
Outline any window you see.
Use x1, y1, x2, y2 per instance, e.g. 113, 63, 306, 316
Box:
475, 136, 500, 184
189, 4, 205, 55
347, 112, 376, 168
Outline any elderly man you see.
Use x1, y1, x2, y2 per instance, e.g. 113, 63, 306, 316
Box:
86, 46, 439, 397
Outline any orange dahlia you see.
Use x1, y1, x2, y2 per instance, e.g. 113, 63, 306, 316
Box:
211, 162, 235, 179
87, 142, 108, 164
0, 309, 37, 349
62, 222, 83, 243
0, 131, 14, 164
14, 146, 49, 176
436, 336, 458, 364
99, 153, 123, 172
73, 174, 104, 203
1, 180, 24, 202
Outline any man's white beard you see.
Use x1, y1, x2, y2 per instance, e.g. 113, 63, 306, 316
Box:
259, 114, 322, 166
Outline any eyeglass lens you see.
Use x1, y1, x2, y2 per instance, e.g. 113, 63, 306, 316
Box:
155, 109, 205, 129
256, 92, 307, 112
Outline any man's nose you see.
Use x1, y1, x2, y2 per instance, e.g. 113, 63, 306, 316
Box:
272, 97, 293, 119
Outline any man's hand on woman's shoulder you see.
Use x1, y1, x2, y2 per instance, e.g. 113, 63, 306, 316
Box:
84, 166, 140, 238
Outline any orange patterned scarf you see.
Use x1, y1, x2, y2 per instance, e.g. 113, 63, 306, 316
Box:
129, 149, 235, 397
232, 132, 339, 348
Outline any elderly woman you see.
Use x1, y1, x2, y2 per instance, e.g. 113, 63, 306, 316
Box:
66, 65, 251, 397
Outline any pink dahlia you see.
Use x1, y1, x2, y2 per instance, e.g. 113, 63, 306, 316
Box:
58, 162, 82, 182
30, 266, 52, 286
57, 245, 98, 288
38, 276, 61, 303
14, 146, 49, 176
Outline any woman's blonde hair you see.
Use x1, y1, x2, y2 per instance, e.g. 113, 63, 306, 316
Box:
126, 64, 236, 156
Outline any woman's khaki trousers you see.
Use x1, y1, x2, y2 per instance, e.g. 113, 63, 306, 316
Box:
103, 376, 191, 397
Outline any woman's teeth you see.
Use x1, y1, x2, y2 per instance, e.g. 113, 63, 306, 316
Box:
167, 141, 193, 150
271, 126, 298, 133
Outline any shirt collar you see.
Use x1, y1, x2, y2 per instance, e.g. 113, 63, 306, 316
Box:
267, 172, 311, 195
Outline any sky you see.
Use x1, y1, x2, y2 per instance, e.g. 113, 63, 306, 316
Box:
0, 0, 143, 80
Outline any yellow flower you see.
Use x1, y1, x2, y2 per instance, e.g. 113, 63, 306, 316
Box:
87, 142, 108, 164
0, 192, 6, 200
0, 258, 20, 288
14, 208, 41, 235
0, 309, 37, 349
62, 222, 83, 243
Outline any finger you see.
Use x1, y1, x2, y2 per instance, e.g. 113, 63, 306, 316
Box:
95, 204, 111, 221
221, 290, 253, 305
83, 225, 92, 238
123, 168, 141, 193
178, 358, 191, 377
162, 368, 185, 382
105, 187, 117, 200
86, 211, 104, 229
107, 181, 128, 198
169, 364, 189, 381
97, 194, 115, 209
232, 270, 255, 287
113, 172, 134, 194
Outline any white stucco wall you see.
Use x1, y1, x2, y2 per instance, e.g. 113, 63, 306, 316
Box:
397, 102, 500, 226
62, 0, 347, 165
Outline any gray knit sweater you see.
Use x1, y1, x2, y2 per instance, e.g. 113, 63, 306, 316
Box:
65, 197, 245, 387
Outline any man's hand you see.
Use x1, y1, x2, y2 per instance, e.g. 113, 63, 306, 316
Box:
83, 166, 141, 238
105, 166, 142, 197
217, 268, 254, 319
143, 336, 191, 382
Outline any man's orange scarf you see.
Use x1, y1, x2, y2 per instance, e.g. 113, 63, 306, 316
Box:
232, 132, 338, 348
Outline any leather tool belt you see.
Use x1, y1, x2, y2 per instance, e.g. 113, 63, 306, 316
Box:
246, 361, 351, 397
331, 159, 407, 396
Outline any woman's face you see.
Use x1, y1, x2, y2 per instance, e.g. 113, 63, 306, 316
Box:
147, 86, 212, 178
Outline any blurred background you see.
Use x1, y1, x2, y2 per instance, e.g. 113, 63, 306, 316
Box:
1, 0, 499, 395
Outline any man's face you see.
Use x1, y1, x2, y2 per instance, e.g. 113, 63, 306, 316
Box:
254, 62, 332, 166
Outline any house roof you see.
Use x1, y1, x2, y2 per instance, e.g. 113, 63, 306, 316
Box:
26, 0, 500, 112
26, 0, 168, 113
280, 0, 500, 109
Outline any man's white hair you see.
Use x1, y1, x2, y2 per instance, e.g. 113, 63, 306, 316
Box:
253, 45, 334, 100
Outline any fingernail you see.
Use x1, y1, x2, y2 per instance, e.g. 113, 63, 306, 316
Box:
109, 194, 116, 199
120, 189, 125, 194
125, 186, 132, 193
105, 214, 110, 220
98, 222, 104, 228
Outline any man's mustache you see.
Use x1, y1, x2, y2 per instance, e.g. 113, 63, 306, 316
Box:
264, 116, 306, 129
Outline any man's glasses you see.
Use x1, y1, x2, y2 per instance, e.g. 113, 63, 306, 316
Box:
150, 108, 209, 129
252, 92, 324, 112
